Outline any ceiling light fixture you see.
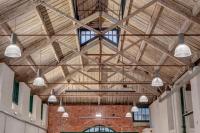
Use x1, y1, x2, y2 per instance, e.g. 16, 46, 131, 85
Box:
57, 98, 65, 113
174, 33, 191, 58
125, 112, 132, 118
95, 113, 102, 118
139, 95, 148, 103
48, 90, 57, 103
152, 72, 163, 87
131, 105, 139, 112
62, 111, 69, 118
33, 69, 45, 87
4, 33, 21, 58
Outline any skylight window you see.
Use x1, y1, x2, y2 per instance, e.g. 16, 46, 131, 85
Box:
79, 29, 96, 46
104, 29, 119, 45
79, 28, 120, 47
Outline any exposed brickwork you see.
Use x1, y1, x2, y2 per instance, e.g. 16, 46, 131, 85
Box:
48, 105, 148, 133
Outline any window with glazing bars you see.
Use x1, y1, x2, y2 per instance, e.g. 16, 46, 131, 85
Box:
133, 108, 150, 122
79, 28, 119, 46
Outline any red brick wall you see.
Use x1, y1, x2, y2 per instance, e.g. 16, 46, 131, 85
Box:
48, 105, 148, 133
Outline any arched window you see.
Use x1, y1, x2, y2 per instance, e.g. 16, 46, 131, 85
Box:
83, 125, 115, 132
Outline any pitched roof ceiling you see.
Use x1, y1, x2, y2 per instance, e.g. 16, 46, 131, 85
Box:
0, 0, 200, 104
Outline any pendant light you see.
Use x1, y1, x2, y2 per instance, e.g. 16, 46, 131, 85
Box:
126, 101, 133, 117
139, 95, 148, 103
33, 69, 45, 86
48, 89, 57, 103
174, 33, 191, 57
62, 97, 69, 118
151, 71, 163, 87
96, 97, 102, 118
125, 112, 132, 118
57, 98, 65, 113
33, 46, 45, 86
95, 112, 102, 118
131, 105, 139, 112
62, 111, 69, 118
4, 33, 21, 58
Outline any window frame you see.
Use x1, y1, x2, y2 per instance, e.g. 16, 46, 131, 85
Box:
103, 29, 120, 46
133, 107, 150, 122
78, 28, 120, 47
12, 79, 19, 105
83, 125, 115, 133
79, 29, 97, 46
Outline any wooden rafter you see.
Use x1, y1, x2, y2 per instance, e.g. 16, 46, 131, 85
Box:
135, 4, 163, 63
155, 20, 192, 71
193, 1, 200, 16
49, 37, 159, 95
0, 23, 23, 49
102, 12, 186, 65
0, 0, 34, 24
158, 0, 200, 25
116, 0, 133, 63
68, 0, 85, 69
0, 23, 43, 82
39, 38, 99, 80
102, 0, 158, 34
35, 0, 101, 34
3, 11, 100, 76
101, 39, 171, 84
69, 66, 99, 82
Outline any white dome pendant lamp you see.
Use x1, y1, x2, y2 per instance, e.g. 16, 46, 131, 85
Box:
62, 98, 69, 118
174, 33, 191, 58
139, 95, 148, 103
33, 69, 45, 87
131, 105, 139, 112
125, 112, 132, 118
48, 89, 57, 103
4, 33, 21, 58
57, 98, 65, 113
125, 102, 133, 118
152, 71, 163, 87
62, 111, 69, 118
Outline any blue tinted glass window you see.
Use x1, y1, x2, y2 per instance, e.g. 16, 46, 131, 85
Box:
133, 108, 150, 122
80, 29, 96, 46
84, 125, 115, 132
104, 29, 119, 46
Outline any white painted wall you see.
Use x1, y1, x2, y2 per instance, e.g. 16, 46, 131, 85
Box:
0, 63, 14, 113
42, 104, 48, 128
150, 92, 182, 133
0, 111, 47, 133
19, 82, 31, 120
190, 73, 200, 133
32, 95, 42, 125
0, 63, 48, 133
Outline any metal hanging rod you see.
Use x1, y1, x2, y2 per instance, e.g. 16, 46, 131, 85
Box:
1, 33, 200, 37
8, 64, 187, 67
28, 81, 167, 85
63, 90, 137, 93
38, 93, 155, 97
